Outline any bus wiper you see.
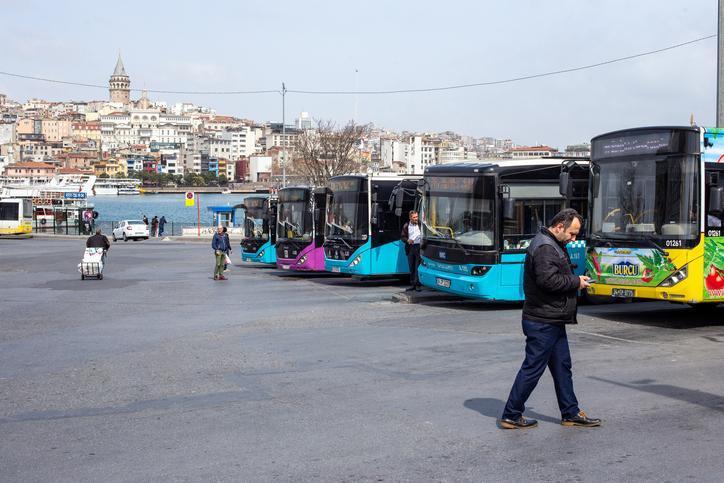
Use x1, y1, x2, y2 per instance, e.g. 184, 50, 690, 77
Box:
279, 219, 300, 234
421, 220, 469, 255
326, 221, 353, 234
636, 234, 669, 256
327, 235, 353, 250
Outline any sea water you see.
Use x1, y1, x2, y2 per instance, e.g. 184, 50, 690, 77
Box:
90, 193, 250, 225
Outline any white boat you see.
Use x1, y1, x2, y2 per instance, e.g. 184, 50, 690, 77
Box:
221, 187, 232, 195
91, 178, 142, 196
0, 174, 96, 198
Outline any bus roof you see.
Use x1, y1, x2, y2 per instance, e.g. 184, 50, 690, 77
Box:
591, 125, 698, 142
330, 174, 422, 181
425, 158, 588, 176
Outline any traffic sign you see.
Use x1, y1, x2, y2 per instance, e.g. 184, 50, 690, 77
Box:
185, 191, 195, 207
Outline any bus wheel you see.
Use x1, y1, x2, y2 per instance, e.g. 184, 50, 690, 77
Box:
98, 274, 103, 280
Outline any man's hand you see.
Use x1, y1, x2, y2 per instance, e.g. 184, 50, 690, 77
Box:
407, 239, 414, 245
578, 275, 591, 290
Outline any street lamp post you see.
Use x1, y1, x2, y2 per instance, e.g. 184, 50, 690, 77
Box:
281, 82, 287, 187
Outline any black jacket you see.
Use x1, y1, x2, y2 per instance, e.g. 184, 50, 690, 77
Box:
522, 227, 579, 325
86, 233, 110, 251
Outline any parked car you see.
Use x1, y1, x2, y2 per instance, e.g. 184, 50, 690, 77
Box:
112, 220, 149, 241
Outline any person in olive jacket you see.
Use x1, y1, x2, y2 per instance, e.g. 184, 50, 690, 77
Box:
500, 208, 601, 429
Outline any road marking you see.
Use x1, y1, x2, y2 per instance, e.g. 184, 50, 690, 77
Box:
571, 329, 657, 345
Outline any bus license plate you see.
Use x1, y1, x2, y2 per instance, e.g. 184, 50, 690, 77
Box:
611, 288, 635, 298
281, 264, 290, 270
331, 267, 341, 273
436, 277, 451, 288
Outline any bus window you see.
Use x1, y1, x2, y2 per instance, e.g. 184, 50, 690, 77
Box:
706, 171, 723, 230
503, 200, 563, 250
0, 202, 19, 221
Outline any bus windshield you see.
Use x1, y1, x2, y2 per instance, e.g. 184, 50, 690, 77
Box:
277, 190, 312, 240
326, 189, 368, 241
243, 199, 270, 240
590, 155, 699, 241
422, 176, 495, 249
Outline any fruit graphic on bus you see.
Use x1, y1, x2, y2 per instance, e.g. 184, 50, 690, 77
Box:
705, 264, 724, 291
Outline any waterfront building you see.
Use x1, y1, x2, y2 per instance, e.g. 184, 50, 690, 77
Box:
41, 119, 72, 142
72, 121, 102, 144
249, 155, 272, 182
563, 143, 591, 158
4, 161, 56, 181
508, 145, 558, 158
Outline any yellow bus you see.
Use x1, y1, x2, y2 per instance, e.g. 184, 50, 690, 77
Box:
0, 198, 33, 235
585, 126, 723, 306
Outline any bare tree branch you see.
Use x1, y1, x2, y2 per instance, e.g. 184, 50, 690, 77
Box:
291, 120, 370, 185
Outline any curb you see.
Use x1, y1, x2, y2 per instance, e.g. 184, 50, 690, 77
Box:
391, 290, 467, 304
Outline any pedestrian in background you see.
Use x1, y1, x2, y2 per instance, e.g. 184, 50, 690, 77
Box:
500, 208, 601, 429
151, 216, 159, 237
222, 226, 232, 272
159, 215, 167, 237
212, 226, 227, 280
143, 215, 148, 226
401, 210, 422, 292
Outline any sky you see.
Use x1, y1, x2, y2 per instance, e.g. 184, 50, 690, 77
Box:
0, 0, 718, 148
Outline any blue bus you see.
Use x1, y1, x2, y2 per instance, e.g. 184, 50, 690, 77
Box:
240, 195, 278, 264
322, 174, 421, 277
417, 159, 589, 300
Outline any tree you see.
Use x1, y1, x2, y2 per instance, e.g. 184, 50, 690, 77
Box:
98, 173, 110, 179
292, 120, 370, 185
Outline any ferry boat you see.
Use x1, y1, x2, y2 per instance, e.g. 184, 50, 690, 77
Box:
91, 178, 141, 196
0, 174, 96, 198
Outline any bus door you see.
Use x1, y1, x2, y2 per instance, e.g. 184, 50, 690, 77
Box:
313, 189, 328, 246
704, 167, 724, 300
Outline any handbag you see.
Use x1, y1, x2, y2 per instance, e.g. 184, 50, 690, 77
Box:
224, 254, 232, 264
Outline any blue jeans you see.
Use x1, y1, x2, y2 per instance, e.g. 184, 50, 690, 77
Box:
502, 319, 580, 420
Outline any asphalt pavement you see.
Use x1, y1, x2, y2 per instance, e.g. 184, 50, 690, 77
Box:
1, 237, 723, 482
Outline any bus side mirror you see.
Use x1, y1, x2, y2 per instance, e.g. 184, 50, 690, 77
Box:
394, 188, 404, 217
711, 186, 723, 211
559, 172, 570, 198
503, 198, 516, 220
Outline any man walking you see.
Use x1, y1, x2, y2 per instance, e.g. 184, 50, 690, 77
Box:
500, 208, 600, 429
401, 210, 422, 292
212, 226, 227, 280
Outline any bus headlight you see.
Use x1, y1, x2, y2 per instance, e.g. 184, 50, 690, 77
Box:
258, 249, 265, 258
297, 255, 308, 265
349, 255, 362, 267
471, 266, 491, 276
659, 266, 687, 287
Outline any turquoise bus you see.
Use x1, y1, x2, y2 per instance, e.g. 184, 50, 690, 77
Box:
323, 174, 421, 277
240, 195, 278, 264
417, 159, 589, 300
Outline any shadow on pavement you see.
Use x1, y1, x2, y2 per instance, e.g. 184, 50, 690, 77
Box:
423, 301, 523, 312
463, 397, 560, 424
309, 277, 407, 288
591, 377, 724, 413
582, 303, 724, 329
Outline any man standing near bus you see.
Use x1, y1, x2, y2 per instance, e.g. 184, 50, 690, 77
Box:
500, 208, 601, 429
401, 210, 422, 292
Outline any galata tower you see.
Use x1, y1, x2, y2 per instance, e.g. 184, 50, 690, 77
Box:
109, 54, 131, 105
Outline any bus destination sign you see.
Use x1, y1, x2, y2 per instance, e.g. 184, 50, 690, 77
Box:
593, 132, 674, 159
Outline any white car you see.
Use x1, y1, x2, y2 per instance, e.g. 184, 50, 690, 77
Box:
112, 220, 150, 242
